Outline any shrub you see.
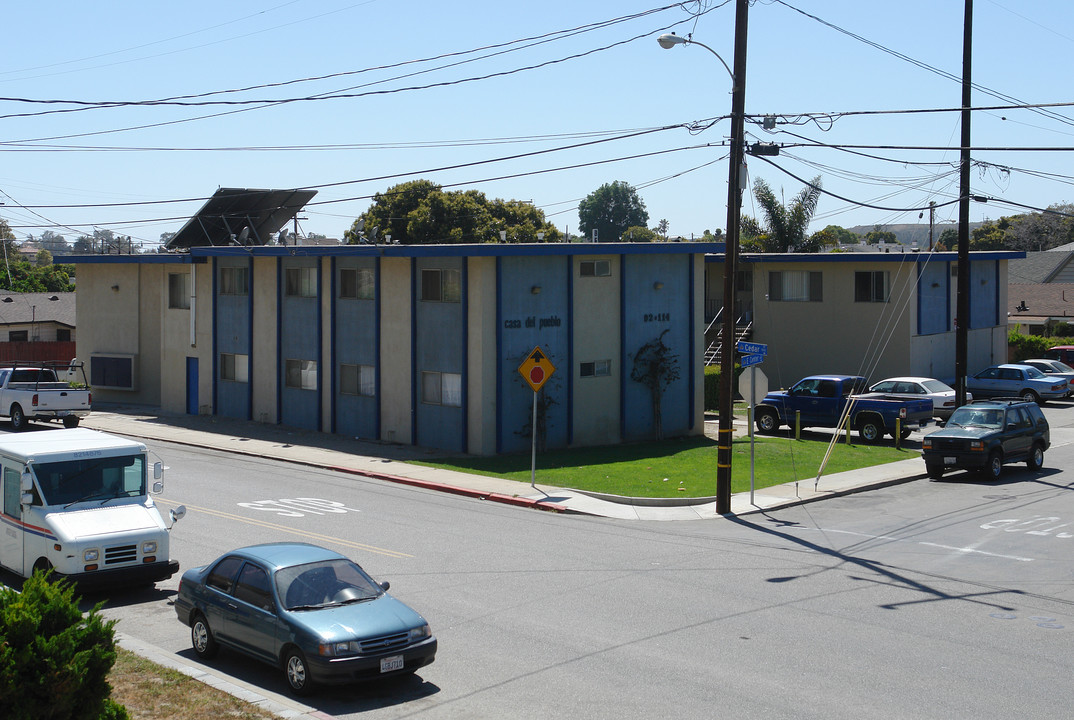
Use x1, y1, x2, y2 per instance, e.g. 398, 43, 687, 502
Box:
0, 571, 128, 720
1008, 331, 1074, 362
704, 364, 747, 410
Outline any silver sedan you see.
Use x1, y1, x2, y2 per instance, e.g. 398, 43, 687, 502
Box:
868, 376, 970, 420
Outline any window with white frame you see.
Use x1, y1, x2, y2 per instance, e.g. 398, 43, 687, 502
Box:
285, 359, 317, 390
220, 353, 249, 382
420, 268, 461, 302
580, 260, 611, 277
580, 360, 611, 378
339, 267, 375, 300
340, 363, 375, 396
854, 271, 889, 302
421, 371, 462, 406
768, 270, 822, 302
220, 266, 249, 296
285, 267, 317, 297
168, 272, 190, 309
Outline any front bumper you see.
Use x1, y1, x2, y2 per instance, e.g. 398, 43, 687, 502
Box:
307, 636, 438, 685
52, 559, 179, 590
922, 450, 988, 471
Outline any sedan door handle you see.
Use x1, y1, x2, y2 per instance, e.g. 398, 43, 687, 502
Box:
226, 602, 238, 609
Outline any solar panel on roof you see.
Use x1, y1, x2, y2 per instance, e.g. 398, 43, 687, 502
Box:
165, 188, 317, 249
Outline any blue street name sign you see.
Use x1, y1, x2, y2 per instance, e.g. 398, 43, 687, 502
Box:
740, 352, 765, 368
737, 341, 768, 356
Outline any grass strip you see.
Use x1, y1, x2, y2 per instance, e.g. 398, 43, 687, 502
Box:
416, 433, 916, 498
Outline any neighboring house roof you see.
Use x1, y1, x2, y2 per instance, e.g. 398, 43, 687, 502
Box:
1008, 249, 1074, 284
0, 292, 76, 327
1006, 283, 1074, 323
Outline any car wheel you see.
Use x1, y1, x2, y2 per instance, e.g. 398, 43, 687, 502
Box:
925, 461, 944, 480
62, 416, 80, 429
284, 648, 314, 696
857, 417, 883, 444
982, 451, 1003, 480
9, 405, 26, 432
756, 408, 779, 434
190, 613, 219, 660
1020, 389, 1041, 404
1026, 443, 1045, 471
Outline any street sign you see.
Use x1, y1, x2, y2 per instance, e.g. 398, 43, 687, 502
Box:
518, 346, 556, 393
740, 352, 765, 368
737, 341, 768, 356
738, 367, 769, 406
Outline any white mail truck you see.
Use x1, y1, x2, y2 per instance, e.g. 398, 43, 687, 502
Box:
0, 428, 185, 588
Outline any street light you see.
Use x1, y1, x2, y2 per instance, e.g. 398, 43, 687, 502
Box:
658, 0, 749, 515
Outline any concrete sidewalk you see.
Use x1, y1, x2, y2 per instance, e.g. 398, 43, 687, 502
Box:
77, 405, 933, 520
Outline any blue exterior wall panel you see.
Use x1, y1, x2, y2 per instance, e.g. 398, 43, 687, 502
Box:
969, 260, 999, 329
621, 254, 691, 441
917, 260, 950, 335
414, 257, 466, 452
279, 257, 321, 430
216, 257, 251, 419
334, 257, 379, 440
498, 255, 570, 454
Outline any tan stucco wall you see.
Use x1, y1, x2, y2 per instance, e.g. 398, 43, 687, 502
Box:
159, 262, 213, 413
379, 257, 412, 444
571, 254, 621, 446
252, 257, 279, 423
749, 260, 915, 385
466, 257, 497, 455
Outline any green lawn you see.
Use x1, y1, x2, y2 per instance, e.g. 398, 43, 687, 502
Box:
416, 432, 918, 498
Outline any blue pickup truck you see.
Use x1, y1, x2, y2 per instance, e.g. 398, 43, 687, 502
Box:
754, 374, 934, 443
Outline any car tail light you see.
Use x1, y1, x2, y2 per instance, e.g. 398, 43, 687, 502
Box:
32, 393, 39, 407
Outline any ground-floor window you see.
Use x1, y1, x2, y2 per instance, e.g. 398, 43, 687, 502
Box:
285, 359, 317, 390
421, 370, 462, 406
221, 353, 249, 382
340, 363, 375, 396
580, 360, 611, 378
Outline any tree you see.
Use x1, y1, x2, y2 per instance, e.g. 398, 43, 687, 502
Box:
623, 226, 657, 242
747, 176, 823, 252
345, 179, 560, 244
937, 227, 958, 250
35, 249, 52, 267
864, 225, 898, 244
0, 571, 129, 720
820, 224, 859, 245
655, 218, 669, 240
38, 231, 69, 255
577, 181, 649, 242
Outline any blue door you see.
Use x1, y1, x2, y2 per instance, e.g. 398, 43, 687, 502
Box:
186, 357, 198, 415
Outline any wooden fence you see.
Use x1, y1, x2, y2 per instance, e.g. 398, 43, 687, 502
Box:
0, 341, 78, 363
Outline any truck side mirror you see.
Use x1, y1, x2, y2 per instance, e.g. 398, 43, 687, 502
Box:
152, 480, 164, 494
21, 472, 33, 492
153, 462, 163, 480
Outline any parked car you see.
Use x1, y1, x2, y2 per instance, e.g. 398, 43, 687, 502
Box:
1046, 345, 1074, 365
966, 364, 1069, 404
755, 374, 933, 443
921, 399, 1049, 479
1020, 358, 1074, 396
868, 377, 970, 420
174, 543, 437, 695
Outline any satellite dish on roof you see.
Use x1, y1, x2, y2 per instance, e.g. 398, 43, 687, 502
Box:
278, 228, 289, 245
236, 226, 250, 245
356, 218, 365, 232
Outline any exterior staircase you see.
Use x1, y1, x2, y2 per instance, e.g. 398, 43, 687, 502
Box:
704, 315, 753, 366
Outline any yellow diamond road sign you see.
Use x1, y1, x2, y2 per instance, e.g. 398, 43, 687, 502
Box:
518, 346, 556, 393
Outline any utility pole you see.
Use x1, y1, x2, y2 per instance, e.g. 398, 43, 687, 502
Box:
955, 0, 972, 407
716, 0, 749, 515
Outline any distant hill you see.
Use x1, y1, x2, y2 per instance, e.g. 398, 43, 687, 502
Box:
846, 222, 985, 247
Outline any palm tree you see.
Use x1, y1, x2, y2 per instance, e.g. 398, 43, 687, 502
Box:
749, 176, 823, 252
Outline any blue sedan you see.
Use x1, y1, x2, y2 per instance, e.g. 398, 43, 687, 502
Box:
174, 543, 436, 695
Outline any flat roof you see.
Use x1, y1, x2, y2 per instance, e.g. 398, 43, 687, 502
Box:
0, 428, 145, 461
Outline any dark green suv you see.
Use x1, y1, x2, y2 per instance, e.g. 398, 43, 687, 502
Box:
921, 399, 1049, 480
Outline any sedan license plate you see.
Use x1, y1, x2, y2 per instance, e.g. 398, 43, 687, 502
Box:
944, 456, 956, 464
380, 655, 404, 673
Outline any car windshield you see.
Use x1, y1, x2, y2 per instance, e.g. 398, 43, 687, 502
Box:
32, 454, 145, 506
921, 380, 953, 393
276, 558, 384, 610
948, 407, 1002, 428
1051, 361, 1074, 373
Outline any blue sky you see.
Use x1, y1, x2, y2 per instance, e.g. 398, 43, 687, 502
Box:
1, 0, 1072, 248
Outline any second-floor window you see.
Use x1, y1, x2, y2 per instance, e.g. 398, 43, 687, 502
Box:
168, 272, 190, 309
855, 271, 889, 302
220, 267, 249, 296
339, 267, 375, 299
285, 268, 317, 298
420, 268, 461, 302
768, 271, 822, 302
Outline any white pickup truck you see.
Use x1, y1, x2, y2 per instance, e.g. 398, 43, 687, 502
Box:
0, 362, 91, 431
